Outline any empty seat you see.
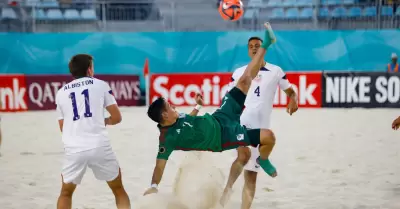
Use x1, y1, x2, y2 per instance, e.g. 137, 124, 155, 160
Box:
64, 9, 80, 19
319, 7, 330, 17
286, 8, 299, 18
343, 0, 354, 4
46, 9, 63, 19
80, 9, 97, 20
322, 0, 339, 5
39, 0, 59, 8
26, 0, 39, 7
332, 7, 347, 17
1, 8, 17, 19
248, 0, 264, 7
348, 6, 361, 17
34, 9, 46, 19
381, 6, 393, 16
363, 6, 376, 16
297, 0, 313, 6
300, 7, 313, 18
271, 8, 285, 18
244, 9, 258, 18
396, 6, 400, 16
283, 0, 296, 6
267, 0, 280, 6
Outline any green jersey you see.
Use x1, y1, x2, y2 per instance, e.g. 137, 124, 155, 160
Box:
156, 113, 222, 160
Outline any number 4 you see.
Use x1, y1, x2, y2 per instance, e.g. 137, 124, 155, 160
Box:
69, 89, 93, 121
254, 86, 260, 97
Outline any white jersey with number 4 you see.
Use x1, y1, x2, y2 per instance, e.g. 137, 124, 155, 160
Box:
230, 62, 292, 129
56, 77, 117, 154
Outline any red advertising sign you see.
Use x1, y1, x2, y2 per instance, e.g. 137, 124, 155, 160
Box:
150, 72, 322, 107
25, 75, 141, 110
0, 74, 28, 112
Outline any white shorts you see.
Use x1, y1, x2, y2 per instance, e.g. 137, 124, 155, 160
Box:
242, 145, 261, 173
62, 146, 120, 184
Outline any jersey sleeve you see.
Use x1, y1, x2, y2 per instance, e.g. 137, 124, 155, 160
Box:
55, 91, 63, 120
228, 69, 241, 91
277, 67, 292, 90
156, 131, 174, 160
103, 83, 117, 108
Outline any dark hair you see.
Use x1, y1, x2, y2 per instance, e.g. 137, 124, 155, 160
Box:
69, 54, 93, 78
248, 36, 263, 43
147, 97, 167, 123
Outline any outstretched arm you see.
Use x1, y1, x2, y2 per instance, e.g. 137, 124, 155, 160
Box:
284, 87, 298, 115
144, 159, 167, 195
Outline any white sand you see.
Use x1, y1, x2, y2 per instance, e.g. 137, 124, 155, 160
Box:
1, 107, 400, 209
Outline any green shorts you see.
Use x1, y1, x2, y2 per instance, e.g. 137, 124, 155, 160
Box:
212, 87, 261, 151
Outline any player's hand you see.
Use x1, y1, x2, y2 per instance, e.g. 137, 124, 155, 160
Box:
143, 187, 158, 196
195, 93, 204, 106
261, 22, 275, 49
286, 99, 298, 116
392, 116, 400, 130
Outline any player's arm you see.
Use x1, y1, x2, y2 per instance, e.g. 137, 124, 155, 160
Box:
188, 93, 204, 116
279, 72, 298, 115
55, 92, 64, 132
103, 85, 122, 125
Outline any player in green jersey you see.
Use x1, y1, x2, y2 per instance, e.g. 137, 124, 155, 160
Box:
144, 23, 277, 196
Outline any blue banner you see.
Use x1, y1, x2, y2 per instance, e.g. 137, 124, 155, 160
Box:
0, 30, 399, 88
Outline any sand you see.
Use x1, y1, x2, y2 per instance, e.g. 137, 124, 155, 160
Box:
1, 107, 400, 209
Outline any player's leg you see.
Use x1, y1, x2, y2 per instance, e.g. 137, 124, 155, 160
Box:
57, 176, 77, 209
242, 170, 257, 209
57, 153, 88, 209
220, 146, 251, 206
106, 169, 131, 209
90, 146, 130, 209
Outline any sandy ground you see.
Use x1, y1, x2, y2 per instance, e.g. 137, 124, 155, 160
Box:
1, 107, 400, 209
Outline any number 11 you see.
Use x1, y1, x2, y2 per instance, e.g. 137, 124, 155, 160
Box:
69, 89, 93, 121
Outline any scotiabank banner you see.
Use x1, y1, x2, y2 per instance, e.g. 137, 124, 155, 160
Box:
322, 72, 400, 108
0, 74, 141, 112
150, 72, 322, 107
0, 74, 28, 112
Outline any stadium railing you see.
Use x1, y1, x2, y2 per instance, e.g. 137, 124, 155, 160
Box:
0, 0, 398, 32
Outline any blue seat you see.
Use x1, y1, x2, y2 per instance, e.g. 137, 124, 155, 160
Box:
39, 0, 59, 8
322, 0, 339, 5
363, 6, 376, 16
343, 0, 354, 4
271, 8, 285, 18
248, 0, 263, 7
286, 8, 300, 18
283, 0, 296, 6
46, 9, 63, 19
348, 6, 362, 17
396, 6, 400, 16
1, 8, 17, 19
244, 9, 258, 18
64, 9, 80, 19
319, 7, 330, 17
34, 9, 46, 19
26, 0, 39, 7
300, 7, 313, 18
332, 7, 347, 17
381, 6, 393, 16
267, 0, 280, 7
81, 9, 97, 20
297, 0, 313, 6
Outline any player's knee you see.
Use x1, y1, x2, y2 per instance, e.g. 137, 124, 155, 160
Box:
237, 147, 251, 164
260, 129, 275, 147
60, 188, 74, 197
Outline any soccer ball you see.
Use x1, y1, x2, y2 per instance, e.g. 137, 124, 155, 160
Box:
218, 0, 244, 21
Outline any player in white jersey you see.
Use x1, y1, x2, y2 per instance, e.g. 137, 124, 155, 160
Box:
55, 54, 130, 209
220, 37, 298, 209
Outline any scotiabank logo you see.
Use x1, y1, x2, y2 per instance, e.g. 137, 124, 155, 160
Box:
150, 73, 232, 106
273, 72, 322, 107
0, 75, 28, 112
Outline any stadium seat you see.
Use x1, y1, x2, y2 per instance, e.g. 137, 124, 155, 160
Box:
381, 6, 393, 16
271, 8, 285, 18
46, 9, 63, 19
283, 0, 296, 6
396, 6, 400, 16
34, 9, 47, 19
322, 0, 339, 5
332, 7, 347, 17
363, 6, 377, 17
39, 0, 59, 8
267, 0, 280, 7
1, 8, 17, 19
297, 0, 313, 6
348, 6, 362, 17
248, 0, 263, 7
80, 9, 97, 20
343, 0, 354, 4
319, 7, 330, 17
26, 0, 39, 7
300, 7, 313, 18
286, 8, 300, 18
244, 9, 257, 18
64, 9, 81, 20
